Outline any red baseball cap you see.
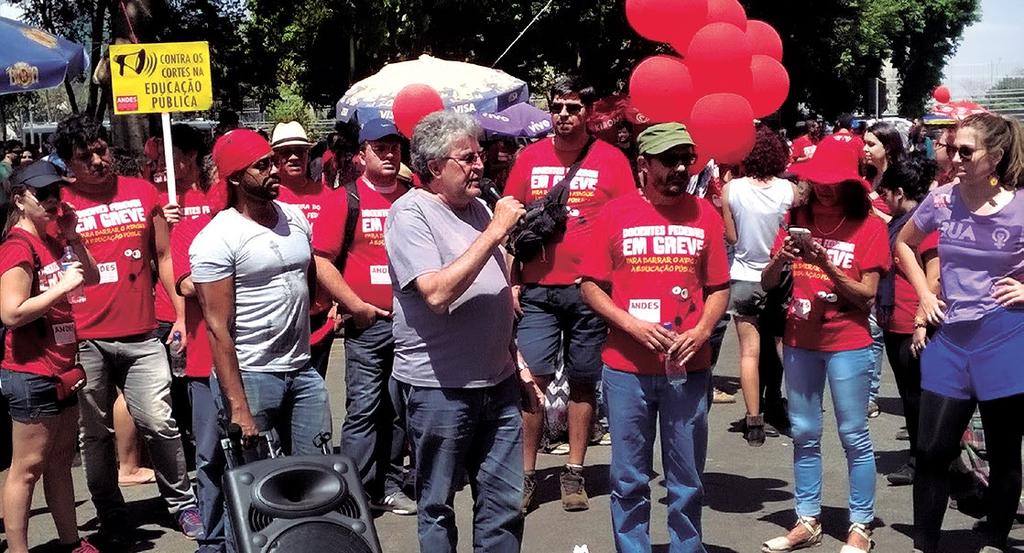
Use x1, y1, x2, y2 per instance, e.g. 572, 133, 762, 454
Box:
789, 136, 869, 189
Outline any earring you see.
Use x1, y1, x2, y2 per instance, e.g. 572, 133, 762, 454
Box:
990, 175, 1000, 187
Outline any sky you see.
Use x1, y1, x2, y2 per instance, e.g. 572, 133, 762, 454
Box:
942, 0, 1024, 97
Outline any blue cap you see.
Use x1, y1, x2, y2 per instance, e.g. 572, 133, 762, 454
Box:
359, 119, 401, 143
10, 160, 63, 189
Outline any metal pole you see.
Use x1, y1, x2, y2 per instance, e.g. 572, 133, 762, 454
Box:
875, 79, 880, 119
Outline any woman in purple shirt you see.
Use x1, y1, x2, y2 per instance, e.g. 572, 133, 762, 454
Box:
895, 112, 1024, 553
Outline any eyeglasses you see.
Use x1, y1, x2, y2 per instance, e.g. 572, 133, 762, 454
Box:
249, 157, 274, 172
945, 143, 981, 160
30, 184, 61, 203
444, 151, 485, 166
654, 150, 698, 168
550, 102, 584, 115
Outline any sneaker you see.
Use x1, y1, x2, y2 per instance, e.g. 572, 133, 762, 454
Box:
712, 388, 736, 404
867, 400, 881, 418
522, 472, 536, 514
598, 432, 612, 446
177, 507, 205, 540
886, 463, 915, 486
744, 414, 766, 447
372, 491, 417, 515
560, 466, 590, 511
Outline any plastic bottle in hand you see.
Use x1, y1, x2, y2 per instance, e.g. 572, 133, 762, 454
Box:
60, 246, 86, 304
169, 331, 186, 377
662, 322, 687, 386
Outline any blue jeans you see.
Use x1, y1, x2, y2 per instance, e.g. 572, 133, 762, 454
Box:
404, 377, 523, 553
868, 310, 884, 403
784, 346, 875, 524
340, 318, 408, 500
604, 366, 711, 553
189, 378, 232, 553
211, 366, 330, 456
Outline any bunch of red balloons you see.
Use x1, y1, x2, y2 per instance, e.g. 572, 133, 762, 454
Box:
626, 0, 790, 164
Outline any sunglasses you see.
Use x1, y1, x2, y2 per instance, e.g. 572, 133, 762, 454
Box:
249, 157, 274, 172
550, 102, 584, 115
654, 150, 698, 168
274, 147, 308, 161
30, 184, 61, 203
945, 144, 981, 160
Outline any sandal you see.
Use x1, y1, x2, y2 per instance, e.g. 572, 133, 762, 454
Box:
762, 516, 823, 552
839, 522, 874, 553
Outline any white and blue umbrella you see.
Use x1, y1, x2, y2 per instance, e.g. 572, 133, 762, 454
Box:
336, 55, 529, 123
476, 102, 553, 138
0, 17, 88, 95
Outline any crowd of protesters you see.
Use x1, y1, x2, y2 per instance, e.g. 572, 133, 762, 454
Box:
1, 73, 1023, 553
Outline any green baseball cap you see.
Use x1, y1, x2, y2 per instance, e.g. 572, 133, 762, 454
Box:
637, 122, 694, 155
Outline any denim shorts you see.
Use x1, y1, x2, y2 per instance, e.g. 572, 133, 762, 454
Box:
516, 284, 607, 383
727, 280, 768, 318
0, 368, 78, 422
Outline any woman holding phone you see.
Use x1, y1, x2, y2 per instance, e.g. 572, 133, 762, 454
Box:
760, 140, 890, 553
0, 161, 100, 553
895, 112, 1024, 553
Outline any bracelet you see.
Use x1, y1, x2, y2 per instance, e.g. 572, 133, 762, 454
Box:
913, 321, 928, 329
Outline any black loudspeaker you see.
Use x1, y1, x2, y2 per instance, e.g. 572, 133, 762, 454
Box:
224, 454, 382, 553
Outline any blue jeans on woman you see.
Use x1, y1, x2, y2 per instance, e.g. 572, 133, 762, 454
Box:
604, 366, 711, 553
784, 346, 876, 524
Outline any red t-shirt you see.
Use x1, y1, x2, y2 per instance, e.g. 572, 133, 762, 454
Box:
505, 138, 636, 285
871, 195, 893, 216
314, 177, 409, 312
791, 135, 817, 161
888, 231, 939, 334
774, 211, 891, 351
277, 180, 347, 315
63, 177, 163, 339
170, 214, 213, 378
155, 186, 211, 323
0, 229, 78, 376
580, 193, 730, 375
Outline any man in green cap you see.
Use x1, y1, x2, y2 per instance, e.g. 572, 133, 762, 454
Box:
578, 122, 731, 552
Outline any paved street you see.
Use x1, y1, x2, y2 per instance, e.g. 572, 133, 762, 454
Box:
20, 332, 1023, 552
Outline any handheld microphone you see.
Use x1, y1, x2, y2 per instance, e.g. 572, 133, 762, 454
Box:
480, 177, 502, 208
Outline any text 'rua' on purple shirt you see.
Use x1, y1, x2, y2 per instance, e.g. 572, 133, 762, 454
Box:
912, 182, 1024, 323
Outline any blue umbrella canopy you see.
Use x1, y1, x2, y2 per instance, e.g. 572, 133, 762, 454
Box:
336, 55, 528, 123
0, 16, 88, 95
476, 102, 553, 138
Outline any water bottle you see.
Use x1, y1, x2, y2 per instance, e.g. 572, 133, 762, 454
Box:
60, 246, 86, 304
169, 331, 186, 377
662, 322, 688, 386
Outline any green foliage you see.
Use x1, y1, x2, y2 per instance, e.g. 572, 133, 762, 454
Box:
265, 83, 317, 139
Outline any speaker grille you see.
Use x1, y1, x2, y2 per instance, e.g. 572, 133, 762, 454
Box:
267, 521, 375, 552
337, 494, 362, 519
248, 505, 274, 532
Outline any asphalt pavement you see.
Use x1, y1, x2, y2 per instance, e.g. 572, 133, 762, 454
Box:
20, 332, 1022, 552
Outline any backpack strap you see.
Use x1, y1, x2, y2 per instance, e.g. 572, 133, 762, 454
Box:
336, 180, 361, 274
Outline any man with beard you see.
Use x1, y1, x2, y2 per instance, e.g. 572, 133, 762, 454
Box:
505, 76, 635, 513
579, 123, 730, 552
190, 129, 330, 458
52, 114, 203, 546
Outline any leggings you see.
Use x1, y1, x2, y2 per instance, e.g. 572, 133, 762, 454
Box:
883, 331, 921, 460
913, 390, 1024, 552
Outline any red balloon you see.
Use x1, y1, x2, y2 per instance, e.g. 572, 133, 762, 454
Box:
626, 0, 708, 46
749, 55, 790, 117
746, 20, 783, 61
705, 0, 747, 30
393, 84, 444, 137
684, 22, 752, 97
628, 55, 695, 123
688, 93, 755, 165
933, 85, 951, 104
